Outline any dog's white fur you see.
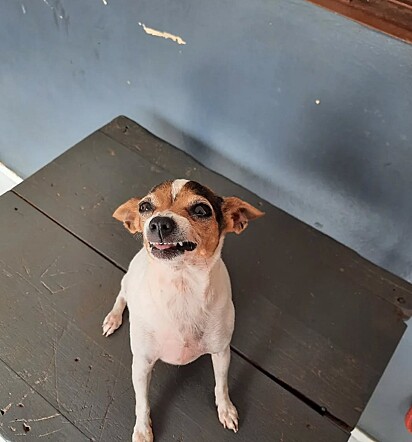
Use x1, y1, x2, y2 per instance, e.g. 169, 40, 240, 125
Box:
170, 178, 189, 200
103, 180, 263, 441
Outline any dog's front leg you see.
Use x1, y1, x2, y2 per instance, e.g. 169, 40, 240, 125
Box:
211, 346, 239, 433
132, 355, 155, 442
102, 284, 127, 337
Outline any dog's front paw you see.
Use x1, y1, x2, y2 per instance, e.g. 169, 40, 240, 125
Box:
102, 311, 123, 337
217, 401, 239, 433
132, 424, 153, 442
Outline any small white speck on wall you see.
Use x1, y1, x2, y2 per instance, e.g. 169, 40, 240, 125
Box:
126, 80, 131, 85
102, 0, 108, 5
315, 99, 321, 105
21, 4, 26, 14
138, 22, 186, 45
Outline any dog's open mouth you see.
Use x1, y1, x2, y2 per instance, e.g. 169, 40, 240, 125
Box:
150, 241, 197, 251
149, 241, 197, 259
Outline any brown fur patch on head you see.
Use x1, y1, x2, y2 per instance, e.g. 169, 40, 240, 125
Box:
112, 198, 141, 233
147, 180, 173, 211
149, 180, 173, 196
172, 181, 224, 258
222, 197, 265, 234
113, 181, 175, 236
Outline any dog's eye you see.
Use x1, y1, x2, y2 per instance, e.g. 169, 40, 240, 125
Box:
139, 201, 153, 213
191, 203, 212, 218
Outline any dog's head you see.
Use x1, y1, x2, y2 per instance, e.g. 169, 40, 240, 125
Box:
113, 179, 264, 262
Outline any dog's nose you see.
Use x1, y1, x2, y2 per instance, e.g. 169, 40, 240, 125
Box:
149, 216, 176, 239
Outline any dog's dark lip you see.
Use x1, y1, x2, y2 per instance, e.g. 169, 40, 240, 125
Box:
149, 241, 197, 252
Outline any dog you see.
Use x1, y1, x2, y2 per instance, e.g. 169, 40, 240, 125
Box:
102, 179, 264, 441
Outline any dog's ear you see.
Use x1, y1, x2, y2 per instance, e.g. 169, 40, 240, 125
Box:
113, 198, 141, 234
222, 197, 264, 234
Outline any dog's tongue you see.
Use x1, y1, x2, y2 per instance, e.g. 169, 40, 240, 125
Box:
154, 243, 175, 250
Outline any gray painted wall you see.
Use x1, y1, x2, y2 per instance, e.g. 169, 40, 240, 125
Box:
1, 1, 411, 440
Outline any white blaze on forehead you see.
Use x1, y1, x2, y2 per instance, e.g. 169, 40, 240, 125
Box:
171, 179, 189, 200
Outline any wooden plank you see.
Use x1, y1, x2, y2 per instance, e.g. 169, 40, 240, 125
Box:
0, 193, 131, 441
0, 193, 347, 442
13, 117, 409, 428
0, 360, 88, 441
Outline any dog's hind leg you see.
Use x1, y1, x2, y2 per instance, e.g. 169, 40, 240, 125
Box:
212, 345, 239, 433
131, 355, 155, 442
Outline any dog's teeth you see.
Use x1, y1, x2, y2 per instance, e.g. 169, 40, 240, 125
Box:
178, 242, 183, 246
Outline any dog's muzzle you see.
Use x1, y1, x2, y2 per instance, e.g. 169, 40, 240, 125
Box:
146, 216, 197, 259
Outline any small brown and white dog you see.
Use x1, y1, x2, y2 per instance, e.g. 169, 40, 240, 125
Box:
102, 179, 264, 442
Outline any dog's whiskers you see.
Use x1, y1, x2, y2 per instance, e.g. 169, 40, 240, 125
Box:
133, 232, 142, 241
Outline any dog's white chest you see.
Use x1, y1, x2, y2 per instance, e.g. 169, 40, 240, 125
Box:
125, 249, 234, 365
157, 329, 205, 365
153, 284, 208, 365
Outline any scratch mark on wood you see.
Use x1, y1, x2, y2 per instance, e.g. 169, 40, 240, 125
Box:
37, 297, 53, 336
98, 397, 114, 440
40, 280, 54, 295
34, 371, 49, 386
84, 363, 93, 390
87, 403, 93, 421
63, 417, 108, 423
48, 270, 81, 277
138, 22, 186, 45
40, 280, 79, 295
38, 428, 63, 438
52, 338, 61, 408
12, 413, 60, 423
1, 402, 13, 415
2, 269, 13, 278
41, 257, 60, 278
18, 393, 29, 405
98, 336, 127, 440
56, 283, 79, 293
15, 272, 42, 295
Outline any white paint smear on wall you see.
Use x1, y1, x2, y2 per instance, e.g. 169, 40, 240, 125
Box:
138, 22, 186, 45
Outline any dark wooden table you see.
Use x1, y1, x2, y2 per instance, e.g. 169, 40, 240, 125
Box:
1, 116, 410, 441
